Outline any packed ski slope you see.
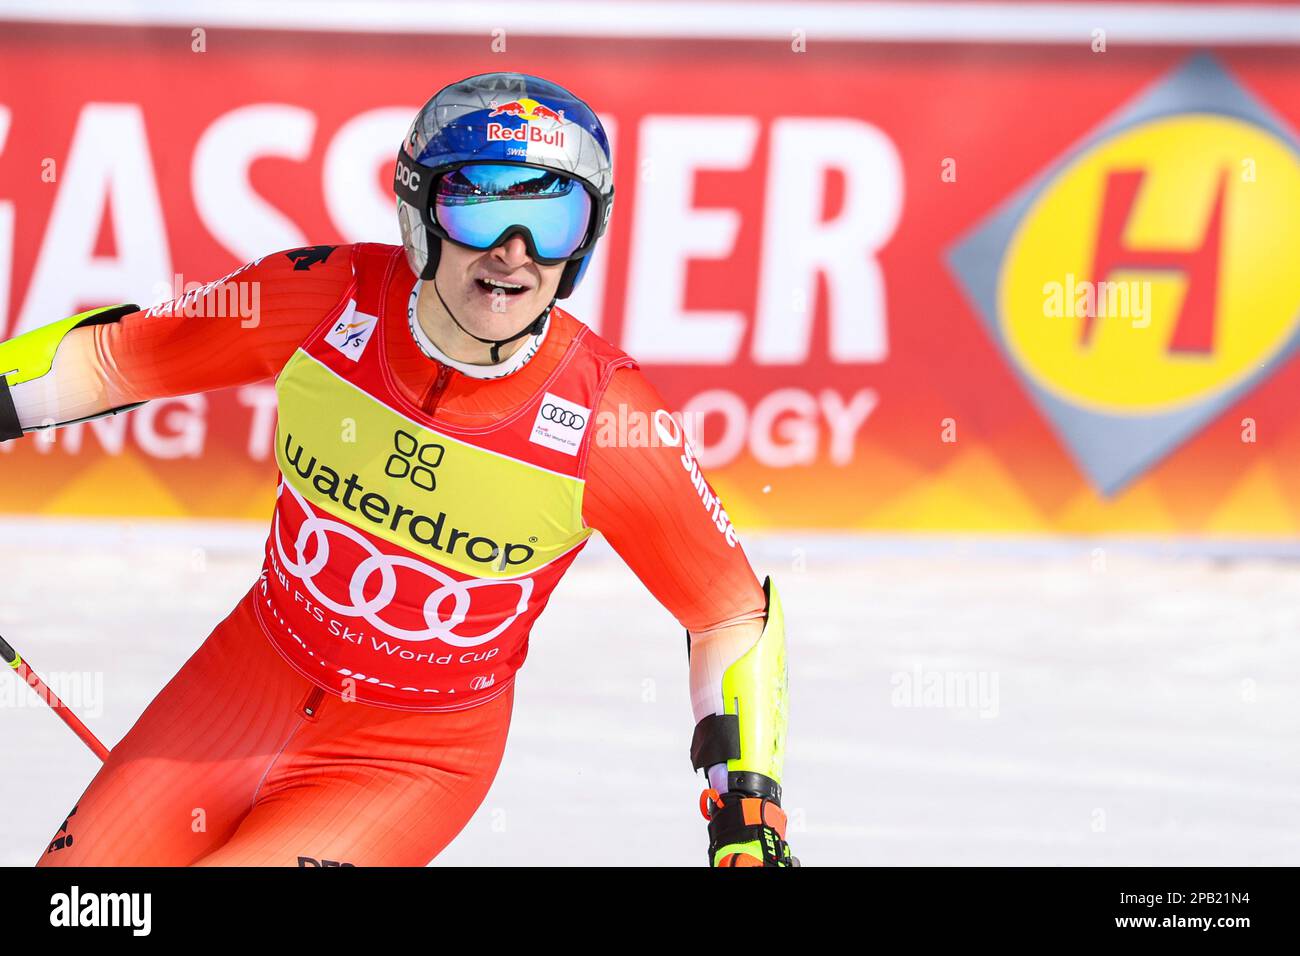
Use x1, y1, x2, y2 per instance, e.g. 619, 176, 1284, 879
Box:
1, 518, 1296, 866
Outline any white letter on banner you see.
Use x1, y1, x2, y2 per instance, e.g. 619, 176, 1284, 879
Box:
623, 117, 757, 363
193, 105, 314, 263
16, 104, 171, 334
750, 388, 819, 467
323, 107, 412, 245
237, 384, 278, 461
133, 395, 206, 458
754, 118, 901, 363
681, 389, 749, 469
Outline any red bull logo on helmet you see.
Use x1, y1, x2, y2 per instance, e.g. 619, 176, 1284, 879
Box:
488, 98, 565, 122
486, 97, 567, 147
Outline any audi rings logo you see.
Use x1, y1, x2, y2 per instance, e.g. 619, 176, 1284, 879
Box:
272, 480, 533, 647
540, 403, 585, 429
386, 429, 444, 491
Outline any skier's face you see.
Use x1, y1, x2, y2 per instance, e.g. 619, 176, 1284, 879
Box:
436, 235, 565, 339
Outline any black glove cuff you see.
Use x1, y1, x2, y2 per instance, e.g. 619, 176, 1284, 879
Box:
705, 792, 794, 867
0, 378, 21, 442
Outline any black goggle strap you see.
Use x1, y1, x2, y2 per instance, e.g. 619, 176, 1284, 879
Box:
394, 150, 434, 213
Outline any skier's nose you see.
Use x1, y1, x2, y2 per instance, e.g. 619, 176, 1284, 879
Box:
491, 234, 532, 269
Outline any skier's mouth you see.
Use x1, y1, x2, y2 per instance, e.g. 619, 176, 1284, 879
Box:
475, 277, 530, 298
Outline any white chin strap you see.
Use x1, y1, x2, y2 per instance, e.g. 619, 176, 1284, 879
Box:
407, 279, 550, 380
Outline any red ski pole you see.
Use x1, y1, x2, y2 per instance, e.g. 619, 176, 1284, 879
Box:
0, 631, 109, 762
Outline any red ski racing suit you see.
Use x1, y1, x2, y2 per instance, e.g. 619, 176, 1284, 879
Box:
0, 244, 789, 866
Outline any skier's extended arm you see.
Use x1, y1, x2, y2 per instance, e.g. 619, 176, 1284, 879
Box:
583, 367, 794, 867
0, 246, 353, 443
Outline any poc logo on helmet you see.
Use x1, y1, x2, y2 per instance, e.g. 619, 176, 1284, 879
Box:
385, 429, 444, 491
395, 162, 421, 191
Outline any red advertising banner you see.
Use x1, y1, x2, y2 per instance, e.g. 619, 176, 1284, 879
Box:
2, 20, 1299, 534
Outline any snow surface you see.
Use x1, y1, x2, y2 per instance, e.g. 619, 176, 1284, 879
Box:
0, 518, 1297, 866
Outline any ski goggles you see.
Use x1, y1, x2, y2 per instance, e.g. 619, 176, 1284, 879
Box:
395, 156, 603, 265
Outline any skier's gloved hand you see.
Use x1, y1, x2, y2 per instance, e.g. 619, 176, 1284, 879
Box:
699, 788, 798, 867
0, 304, 143, 443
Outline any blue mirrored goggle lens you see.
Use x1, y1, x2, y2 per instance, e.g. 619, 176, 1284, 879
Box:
433, 164, 593, 261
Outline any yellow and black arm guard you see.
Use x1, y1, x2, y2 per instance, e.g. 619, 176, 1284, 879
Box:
688, 575, 794, 865
0, 304, 143, 442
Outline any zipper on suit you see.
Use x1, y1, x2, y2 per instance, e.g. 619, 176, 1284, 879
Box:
421, 362, 455, 415
301, 686, 326, 719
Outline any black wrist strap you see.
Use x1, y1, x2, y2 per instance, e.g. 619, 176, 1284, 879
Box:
690, 713, 741, 771
725, 771, 782, 805
0, 377, 22, 442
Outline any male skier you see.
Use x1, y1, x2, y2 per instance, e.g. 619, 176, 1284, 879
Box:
0, 72, 793, 867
